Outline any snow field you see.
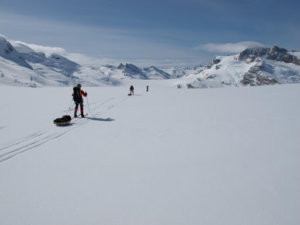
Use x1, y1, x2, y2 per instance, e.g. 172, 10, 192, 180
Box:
1, 81, 300, 225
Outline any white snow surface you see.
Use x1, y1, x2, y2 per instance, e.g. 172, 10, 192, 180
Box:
1, 80, 300, 225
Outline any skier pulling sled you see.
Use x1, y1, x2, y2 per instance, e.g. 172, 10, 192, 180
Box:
72, 84, 88, 118
54, 84, 88, 126
53, 115, 72, 126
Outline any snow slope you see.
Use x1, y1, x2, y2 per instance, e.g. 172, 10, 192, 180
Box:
0, 36, 175, 87
177, 46, 300, 88
0, 36, 32, 69
1, 80, 300, 225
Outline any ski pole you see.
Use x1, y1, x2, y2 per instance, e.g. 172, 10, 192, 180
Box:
86, 96, 92, 116
63, 98, 74, 113
68, 98, 74, 111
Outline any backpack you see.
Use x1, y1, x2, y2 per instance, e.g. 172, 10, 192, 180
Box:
73, 87, 81, 102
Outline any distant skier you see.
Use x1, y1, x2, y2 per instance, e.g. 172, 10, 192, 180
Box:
72, 84, 87, 117
146, 85, 149, 92
129, 85, 134, 96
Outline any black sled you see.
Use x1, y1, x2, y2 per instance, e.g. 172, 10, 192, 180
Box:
53, 115, 72, 126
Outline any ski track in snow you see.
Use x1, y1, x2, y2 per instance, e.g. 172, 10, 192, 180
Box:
0, 96, 128, 163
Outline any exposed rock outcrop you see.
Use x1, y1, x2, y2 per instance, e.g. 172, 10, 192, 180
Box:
238, 46, 300, 65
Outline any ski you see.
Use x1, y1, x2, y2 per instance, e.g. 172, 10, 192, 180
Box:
73, 113, 88, 119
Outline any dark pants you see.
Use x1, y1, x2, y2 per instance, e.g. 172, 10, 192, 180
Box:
74, 101, 84, 116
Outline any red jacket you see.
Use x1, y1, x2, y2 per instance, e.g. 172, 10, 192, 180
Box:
80, 89, 87, 97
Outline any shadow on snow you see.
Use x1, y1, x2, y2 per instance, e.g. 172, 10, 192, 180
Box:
86, 117, 115, 122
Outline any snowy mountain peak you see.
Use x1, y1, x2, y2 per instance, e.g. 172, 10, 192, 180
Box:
117, 63, 171, 80
12, 41, 46, 64
143, 66, 171, 79
0, 36, 13, 54
0, 37, 83, 87
178, 46, 300, 88
0, 36, 33, 69
0, 36, 173, 87
43, 54, 80, 77
120, 63, 148, 79
238, 46, 300, 65
117, 63, 125, 69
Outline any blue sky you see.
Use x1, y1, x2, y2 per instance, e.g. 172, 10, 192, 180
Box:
0, 0, 299, 66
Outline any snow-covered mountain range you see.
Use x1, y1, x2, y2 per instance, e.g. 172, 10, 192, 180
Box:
177, 46, 300, 88
0, 35, 174, 87
1, 35, 300, 88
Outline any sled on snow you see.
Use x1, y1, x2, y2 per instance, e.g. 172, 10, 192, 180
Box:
53, 115, 72, 126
